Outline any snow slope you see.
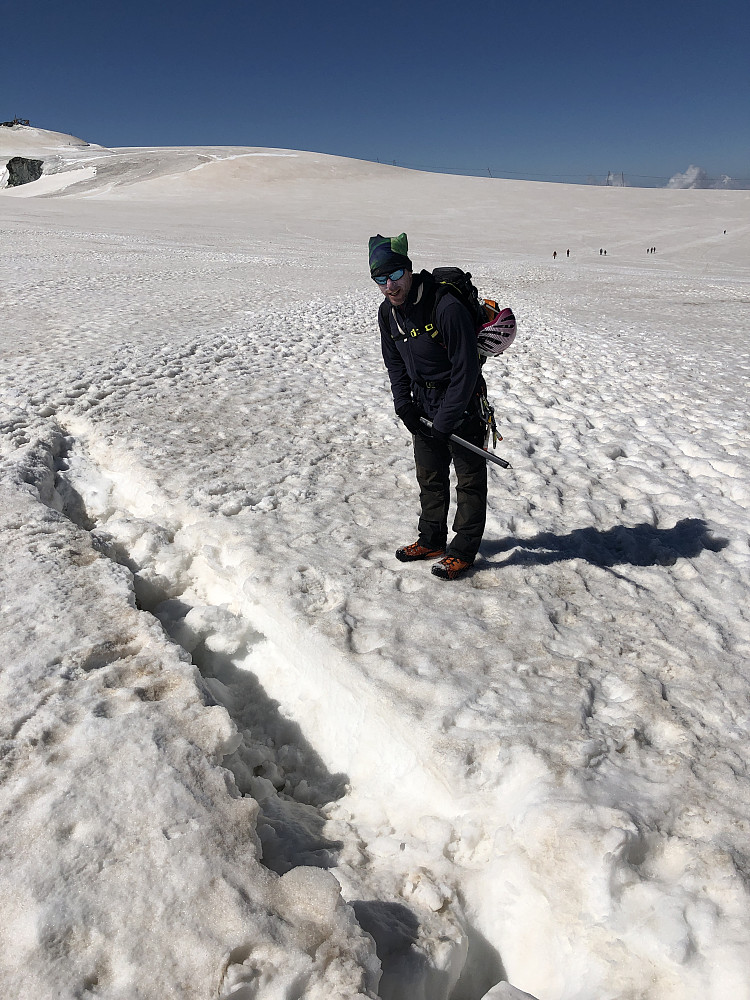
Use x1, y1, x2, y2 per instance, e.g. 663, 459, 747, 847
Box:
1, 127, 749, 1000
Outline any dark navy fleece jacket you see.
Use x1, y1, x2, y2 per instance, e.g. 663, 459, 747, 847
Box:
378, 270, 481, 436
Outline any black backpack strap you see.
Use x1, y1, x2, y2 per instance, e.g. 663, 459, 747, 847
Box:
430, 280, 487, 366
429, 284, 455, 348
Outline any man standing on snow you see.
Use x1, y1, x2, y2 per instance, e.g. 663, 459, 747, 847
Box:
370, 233, 488, 581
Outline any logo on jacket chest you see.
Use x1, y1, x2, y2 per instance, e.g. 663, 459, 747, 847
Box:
395, 315, 438, 341
408, 322, 436, 338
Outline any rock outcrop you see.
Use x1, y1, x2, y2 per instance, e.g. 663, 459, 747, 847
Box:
5, 156, 44, 186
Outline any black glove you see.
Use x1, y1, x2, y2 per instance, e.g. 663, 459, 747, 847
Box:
396, 403, 424, 436
430, 425, 452, 445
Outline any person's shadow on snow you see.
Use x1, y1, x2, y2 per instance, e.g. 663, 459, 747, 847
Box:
480, 517, 728, 570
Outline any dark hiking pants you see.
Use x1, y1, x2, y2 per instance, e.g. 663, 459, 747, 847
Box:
412, 413, 488, 562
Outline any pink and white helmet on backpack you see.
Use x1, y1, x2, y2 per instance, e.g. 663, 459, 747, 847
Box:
477, 301, 517, 357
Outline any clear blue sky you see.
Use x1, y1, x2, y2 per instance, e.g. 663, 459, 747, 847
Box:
5, 0, 749, 185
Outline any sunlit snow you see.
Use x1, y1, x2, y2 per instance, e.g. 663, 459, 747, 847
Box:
1, 126, 749, 1000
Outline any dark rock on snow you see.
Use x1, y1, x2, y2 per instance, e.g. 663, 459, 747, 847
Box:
5, 156, 44, 186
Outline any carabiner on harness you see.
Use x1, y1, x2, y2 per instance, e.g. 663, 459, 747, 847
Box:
478, 391, 500, 449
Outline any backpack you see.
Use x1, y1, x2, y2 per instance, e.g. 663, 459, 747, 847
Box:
388, 268, 516, 359
387, 268, 512, 449
430, 267, 516, 359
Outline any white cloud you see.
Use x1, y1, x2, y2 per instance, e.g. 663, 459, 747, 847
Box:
667, 165, 746, 189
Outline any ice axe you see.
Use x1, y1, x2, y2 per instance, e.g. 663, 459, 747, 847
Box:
419, 417, 512, 469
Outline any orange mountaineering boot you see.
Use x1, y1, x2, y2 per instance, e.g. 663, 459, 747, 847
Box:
431, 554, 473, 580
395, 541, 446, 562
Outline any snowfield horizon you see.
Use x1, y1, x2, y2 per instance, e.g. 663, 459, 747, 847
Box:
1, 127, 749, 1000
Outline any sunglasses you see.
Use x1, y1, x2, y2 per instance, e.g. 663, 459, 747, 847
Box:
373, 268, 406, 285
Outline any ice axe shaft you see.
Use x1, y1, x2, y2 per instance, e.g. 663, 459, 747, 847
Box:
420, 417, 512, 470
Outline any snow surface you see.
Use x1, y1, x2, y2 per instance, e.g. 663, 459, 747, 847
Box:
1, 126, 750, 1000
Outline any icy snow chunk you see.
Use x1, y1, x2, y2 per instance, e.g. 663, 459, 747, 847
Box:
480, 984, 540, 1000
274, 866, 343, 928
403, 872, 450, 913
222, 867, 380, 999
154, 600, 263, 661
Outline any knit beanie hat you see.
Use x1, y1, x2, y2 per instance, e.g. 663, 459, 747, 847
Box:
368, 233, 412, 277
